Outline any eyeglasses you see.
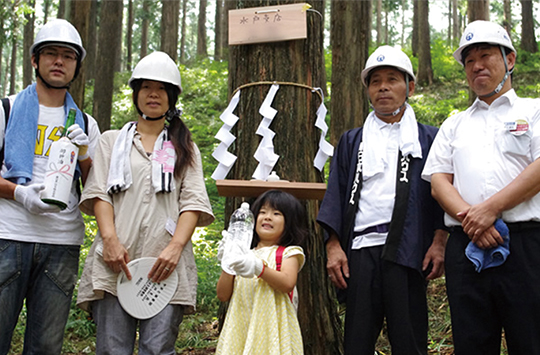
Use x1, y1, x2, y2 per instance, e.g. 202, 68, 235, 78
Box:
40, 49, 78, 62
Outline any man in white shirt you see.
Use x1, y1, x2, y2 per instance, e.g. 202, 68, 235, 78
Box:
0, 19, 100, 354
422, 20, 540, 354
318, 46, 447, 355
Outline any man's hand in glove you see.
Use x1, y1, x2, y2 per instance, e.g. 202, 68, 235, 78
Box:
14, 184, 61, 214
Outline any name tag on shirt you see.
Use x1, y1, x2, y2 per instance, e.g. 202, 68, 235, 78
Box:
505, 119, 529, 136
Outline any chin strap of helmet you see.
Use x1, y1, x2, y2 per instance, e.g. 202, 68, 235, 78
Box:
35, 68, 71, 90
34, 50, 81, 90
479, 46, 512, 99
370, 74, 410, 117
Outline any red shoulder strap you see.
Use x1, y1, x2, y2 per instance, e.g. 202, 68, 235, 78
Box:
275, 246, 294, 303
276, 245, 285, 271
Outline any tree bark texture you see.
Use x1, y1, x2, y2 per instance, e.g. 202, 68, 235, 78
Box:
467, 0, 489, 22
197, 0, 208, 58
69, 0, 91, 110
161, 0, 180, 61
227, 1, 341, 353
416, 0, 433, 86
412, 0, 418, 56
92, 0, 122, 131
214, 0, 224, 60
452, 0, 459, 46
140, 0, 150, 60
179, 0, 188, 63
9, 8, 17, 96
23, 0, 35, 88
503, 0, 512, 36
520, 0, 538, 53
330, 0, 370, 146
126, 0, 134, 71
376, 0, 383, 46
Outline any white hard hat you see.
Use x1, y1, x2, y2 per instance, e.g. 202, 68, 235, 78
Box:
30, 19, 86, 60
453, 20, 515, 65
129, 51, 182, 93
361, 45, 415, 87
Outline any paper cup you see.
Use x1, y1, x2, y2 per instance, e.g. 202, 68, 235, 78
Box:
116, 257, 178, 319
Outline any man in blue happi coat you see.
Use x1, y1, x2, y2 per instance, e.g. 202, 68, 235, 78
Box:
317, 45, 447, 355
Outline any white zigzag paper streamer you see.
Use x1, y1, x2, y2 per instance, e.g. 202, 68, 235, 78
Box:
211, 91, 241, 180
252, 84, 280, 180
313, 88, 334, 171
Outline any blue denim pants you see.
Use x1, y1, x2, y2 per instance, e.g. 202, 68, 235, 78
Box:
0, 239, 80, 355
93, 292, 184, 355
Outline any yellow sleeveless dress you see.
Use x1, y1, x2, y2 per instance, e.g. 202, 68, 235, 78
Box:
216, 245, 305, 355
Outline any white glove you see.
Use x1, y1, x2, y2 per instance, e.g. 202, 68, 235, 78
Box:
217, 230, 231, 263
230, 251, 264, 278
14, 184, 61, 214
67, 124, 90, 160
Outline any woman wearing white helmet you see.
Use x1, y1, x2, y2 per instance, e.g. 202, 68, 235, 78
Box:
76, 51, 214, 354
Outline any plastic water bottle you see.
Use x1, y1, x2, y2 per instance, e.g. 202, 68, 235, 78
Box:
41, 109, 79, 210
228, 202, 255, 252
222, 202, 254, 275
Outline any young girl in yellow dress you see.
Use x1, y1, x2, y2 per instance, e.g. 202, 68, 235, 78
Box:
216, 190, 308, 354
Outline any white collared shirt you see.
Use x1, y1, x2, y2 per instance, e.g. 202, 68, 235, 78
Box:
352, 116, 400, 249
422, 89, 540, 226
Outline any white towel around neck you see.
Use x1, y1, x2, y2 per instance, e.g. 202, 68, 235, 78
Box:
362, 103, 422, 179
107, 122, 176, 194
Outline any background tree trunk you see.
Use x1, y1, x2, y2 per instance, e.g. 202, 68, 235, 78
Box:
214, 0, 224, 61
23, 0, 35, 88
416, 0, 433, 86
452, 0, 459, 46
376, 0, 383, 46
197, 0, 208, 58
85, 0, 98, 82
179, 0, 188, 63
140, 0, 150, 60
9, 8, 18, 96
227, 1, 340, 353
42, 0, 52, 23
126, 0, 134, 71
330, 0, 371, 145
503, 0, 512, 36
161, 0, 181, 61
92, 0, 123, 131
69, 0, 91, 109
468, 0, 489, 21
412, 0, 419, 56
520, 0, 538, 53
58, 0, 67, 19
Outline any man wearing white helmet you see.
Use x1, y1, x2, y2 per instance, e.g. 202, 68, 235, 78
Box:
318, 45, 447, 354
422, 20, 540, 354
0, 19, 100, 354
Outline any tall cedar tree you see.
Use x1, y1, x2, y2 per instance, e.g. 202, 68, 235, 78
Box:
226, 1, 341, 353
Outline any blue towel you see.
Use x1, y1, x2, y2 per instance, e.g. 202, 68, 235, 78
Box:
3, 83, 85, 184
465, 219, 510, 272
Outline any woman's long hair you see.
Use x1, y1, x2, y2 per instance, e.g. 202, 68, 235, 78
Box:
132, 79, 195, 178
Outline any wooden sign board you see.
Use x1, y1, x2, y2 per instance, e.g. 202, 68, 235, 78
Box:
229, 3, 309, 45
215, 179, 327, 201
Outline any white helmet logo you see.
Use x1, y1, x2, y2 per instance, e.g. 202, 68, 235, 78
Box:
466, 32, 474, 41
377, 55, 385, 62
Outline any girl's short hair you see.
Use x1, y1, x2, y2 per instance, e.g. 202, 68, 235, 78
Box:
250, 190, 308, 248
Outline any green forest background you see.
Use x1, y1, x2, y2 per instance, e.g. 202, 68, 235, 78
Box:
2, 0, 540, 354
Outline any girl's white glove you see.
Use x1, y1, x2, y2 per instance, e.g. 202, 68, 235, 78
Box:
217, 230, 231, 263
14, 184, 61, 214
67, 124, 90, 160
230, 251, 264, 278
